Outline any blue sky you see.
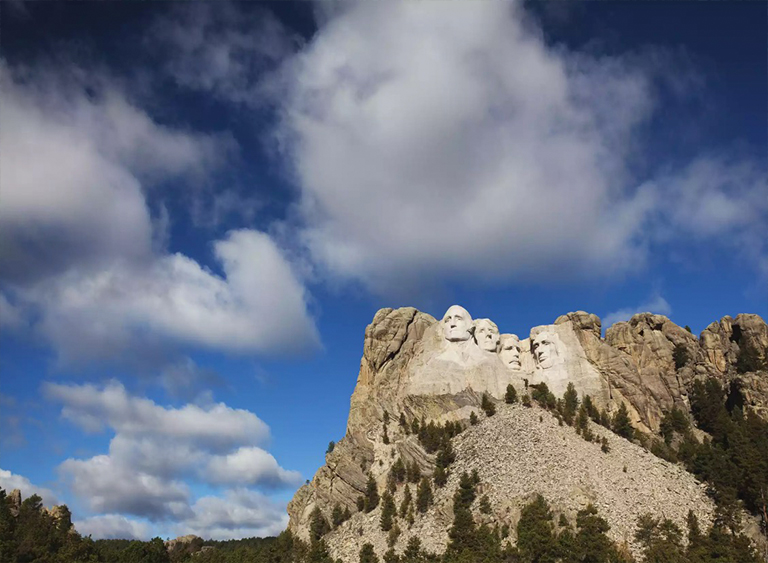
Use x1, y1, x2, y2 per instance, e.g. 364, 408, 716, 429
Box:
1, 0, 766, 542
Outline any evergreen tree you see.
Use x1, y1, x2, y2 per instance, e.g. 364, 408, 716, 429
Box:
634, 514, 685, 563
399, 413, 408, 433
673, 344, 690, 370
406, 461, 421, 483
331, 504, 345, 528
562, 383, 579, 426
479, 495, 492, 514
403, 536, 421, 561
327, 441, 335, 454
364, 475, 380, 513
516, 494, 558, 563
481, 393, 496, 417
469, 411, 479, 425
399, 485, 412, 518
505, 384, 518, 404
433, 466, 447, 488
522, 394, 532, 408
612, 402, 634, 440
310, 507, 330, 541
573, 505, 617, 563
416, 477, 433, 513
380, 492, 396, 532
359, 543, 378, 563
390, 457, 406, 484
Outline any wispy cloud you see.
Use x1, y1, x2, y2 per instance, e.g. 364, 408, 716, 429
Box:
603, 293, 672, 330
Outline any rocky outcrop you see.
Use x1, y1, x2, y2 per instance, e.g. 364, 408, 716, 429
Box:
287, 305, 768, 553
323, 403, 715, 562
8, 489, 21, 517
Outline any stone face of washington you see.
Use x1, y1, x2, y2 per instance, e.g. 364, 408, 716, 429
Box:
442, 305, 473, 342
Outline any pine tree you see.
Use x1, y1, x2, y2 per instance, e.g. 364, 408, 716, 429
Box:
612, 402, 634, 440
331, 503, 345, 528
399, 485, 412, 518
310, 507, 330, 541
380, 492, 396, 531
505, 384, 518, 404
406, 461, 421, 483
386, 523, 400, 549
481, 393, 496, 417
479, 495, 492, 514
390, 457, 406, 484
359, 543, 378, 563
522, 394, 532, 407
469, 411, 479, 425
516, 494, 558, 563
416, 477, 433, 513
433, 466, 447, 488
326, 441, 335, 454
562, 383, 579, 426
403, 536, 421, 560
364, 475, 379, 513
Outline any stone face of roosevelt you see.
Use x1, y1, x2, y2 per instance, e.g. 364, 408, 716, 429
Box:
532, 331, 560, 369
442, 305, 473, 342
499, 334, 522, 369
474, 319, 500, 352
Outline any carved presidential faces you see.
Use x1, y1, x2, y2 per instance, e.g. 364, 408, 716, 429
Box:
474, 319, 500, 352
532, 331, 561, 369
499, 334, 522, 369
442, 305, 473, 342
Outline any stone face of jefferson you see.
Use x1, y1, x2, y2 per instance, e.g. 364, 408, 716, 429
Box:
442, 305, 473, 342
474, 318, 500, 352
532, 330, 560, 369
499, 334, 522, 369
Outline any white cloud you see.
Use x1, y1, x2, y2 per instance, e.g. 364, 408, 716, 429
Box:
75, 514, 153, 541
0, 468, 58, 506
59, 455, 192, 520
177, 489, 289, 540
264, 1, 766, 295
602, 293, 672, 330
206, 447, 303, 488
45, 381, 269, 450
48, 382, 300, 522
0, 60, 319, 363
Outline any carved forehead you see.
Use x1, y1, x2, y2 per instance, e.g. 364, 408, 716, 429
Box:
473, 318, 499, 333
533, 331, 557, 345
442, 305, 471, 322
499, 333, 520, 346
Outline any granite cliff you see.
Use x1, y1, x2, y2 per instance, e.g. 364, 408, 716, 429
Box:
287, 306, 768, 560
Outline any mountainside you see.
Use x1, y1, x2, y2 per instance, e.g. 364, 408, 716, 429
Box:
287, 306, 768, 561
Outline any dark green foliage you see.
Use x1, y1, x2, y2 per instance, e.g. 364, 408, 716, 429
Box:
736, 345, 766, 374
611, 402, 634, 441
359, 543, 378, 563
522, 394, 532, 408
406, 461, 421, 483
387, 524, 400, 549
650, 439, 678, 463
479, 495, 492, 514
417, 419, 463, 454
582, 395, 600, 424
390, 457, 406, 484
673, 344, 690, 370
357, 496, 365, 512
685, 325, 692, 333
399, 413, 408, 433
0, 490, 100, 563
327, 441, 335, 454
599, 409, 611, 428
403, 536, 421, 560
399, 485, 412, 518
416, 477, 433, 513
516, 494, 559, 563
380, 492, 396, 532
601, 437, 610, 453
433, 466, 447, 488
384, 547, 399, 563
660, 407, 690, 445
411, 418, 420, 435
561, 383, 579, 426
310, 507, 330, 541
331, 503, 351, 528
364, 475, 380, 513
505, 384, 518, 404
571, 505, 619, 563
445, 472, 479, 560
481, 393, 496, 417
683, 379, 768, 521
383, 424, 390, 444
530, 383, 556, 410
470, 411, 479, 425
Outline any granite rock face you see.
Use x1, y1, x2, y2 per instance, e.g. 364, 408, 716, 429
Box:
287, 306, 768, 551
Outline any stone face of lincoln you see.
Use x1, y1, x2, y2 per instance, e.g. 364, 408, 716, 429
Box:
442, 305, 473, 342
532, 330, 561, 369
474, 318, 500, 352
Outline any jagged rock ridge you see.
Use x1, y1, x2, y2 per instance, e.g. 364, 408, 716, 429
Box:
287, 306, 768, 560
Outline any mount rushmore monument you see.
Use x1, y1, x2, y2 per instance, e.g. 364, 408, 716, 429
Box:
287, 305, 768, 559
